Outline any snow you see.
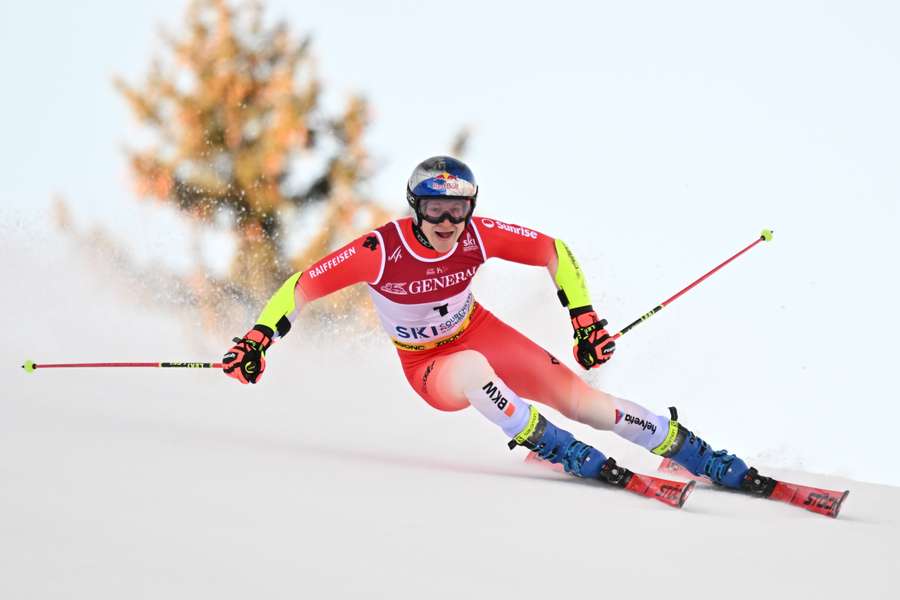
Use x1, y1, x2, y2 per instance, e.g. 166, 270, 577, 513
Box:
4, 0, 899, 594
2, 237, 898, 599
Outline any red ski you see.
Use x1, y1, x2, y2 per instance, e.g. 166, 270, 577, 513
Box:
657, 457, 850, 518
524, 453, 695, 508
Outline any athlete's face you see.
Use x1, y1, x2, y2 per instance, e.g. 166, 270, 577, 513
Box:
420, 215, 466, 253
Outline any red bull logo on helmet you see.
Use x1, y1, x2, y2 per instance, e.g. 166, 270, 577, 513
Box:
425, 172, 476, 196
428, 172, 460, 192
408, 157, 478, 198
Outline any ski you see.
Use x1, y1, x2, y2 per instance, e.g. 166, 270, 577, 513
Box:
524, 452, 695, 508
657, 457, 850, 518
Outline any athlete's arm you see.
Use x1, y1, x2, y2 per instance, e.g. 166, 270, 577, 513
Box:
471, 216, 590, 311
256, 233, 384, 340
222, 232, 384, 384
472, 216, 615, 369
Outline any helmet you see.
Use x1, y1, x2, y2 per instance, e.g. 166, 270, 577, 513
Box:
406, 156, 478, 225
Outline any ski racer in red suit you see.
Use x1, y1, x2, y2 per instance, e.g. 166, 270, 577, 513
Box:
222, 156, 757, 490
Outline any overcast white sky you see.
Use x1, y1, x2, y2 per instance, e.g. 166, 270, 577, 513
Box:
4, 1, 898, 239
2, 1, 899, 484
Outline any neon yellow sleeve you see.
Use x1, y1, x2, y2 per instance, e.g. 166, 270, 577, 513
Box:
255, 272, 303, 338
553, 239, 592, 311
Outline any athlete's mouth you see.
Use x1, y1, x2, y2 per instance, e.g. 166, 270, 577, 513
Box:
434, 230, 454, 240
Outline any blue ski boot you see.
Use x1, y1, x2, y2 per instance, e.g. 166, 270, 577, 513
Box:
508, 407, 610, 479
509, 408, 698, 505
652, 407, 750, 489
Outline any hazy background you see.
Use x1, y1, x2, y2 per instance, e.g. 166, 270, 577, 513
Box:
3, 0, 899, 489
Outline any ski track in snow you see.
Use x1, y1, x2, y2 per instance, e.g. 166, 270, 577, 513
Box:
2, 240, 897, 599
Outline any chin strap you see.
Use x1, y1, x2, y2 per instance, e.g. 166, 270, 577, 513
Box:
411, 222, 435, 250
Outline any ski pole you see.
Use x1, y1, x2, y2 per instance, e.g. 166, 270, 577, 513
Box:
613, 229, 774, 340
21, 360, 224, 373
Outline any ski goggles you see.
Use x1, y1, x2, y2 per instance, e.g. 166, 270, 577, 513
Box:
416, 197, 474, 225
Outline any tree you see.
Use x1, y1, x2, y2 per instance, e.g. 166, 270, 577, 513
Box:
115, 0, 388, 303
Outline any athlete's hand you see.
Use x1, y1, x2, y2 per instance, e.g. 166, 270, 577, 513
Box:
222, 325, 273, 384
570, 307, 615, 369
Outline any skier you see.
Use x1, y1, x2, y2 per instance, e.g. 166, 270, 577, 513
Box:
222, 156, 757, 492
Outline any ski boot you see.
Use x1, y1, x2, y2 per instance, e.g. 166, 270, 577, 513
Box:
508, 406, 619, 482
652, 407, 750, 489
512, 407, 696, 507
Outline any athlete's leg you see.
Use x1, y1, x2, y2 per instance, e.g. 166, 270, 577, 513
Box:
465, 311, 667, 443
462, 311, 752, 487
470, 319, 616, 428
403, 349, 531, 435
401, 351, 469, 412
401, 349, 609, 478
402, 313, 751, 489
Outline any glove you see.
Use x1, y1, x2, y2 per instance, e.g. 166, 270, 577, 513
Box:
570, 306, 615, 369
222, 325, 274, 384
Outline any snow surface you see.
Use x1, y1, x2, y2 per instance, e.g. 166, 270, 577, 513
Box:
4, 1, 900, 594
3, 237, 898, 599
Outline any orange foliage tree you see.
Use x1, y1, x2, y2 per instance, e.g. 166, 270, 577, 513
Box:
115, 0, 389, 305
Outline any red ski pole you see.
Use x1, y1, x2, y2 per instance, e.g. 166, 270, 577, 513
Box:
613, 229, 774, 340
22, 360, 224, 372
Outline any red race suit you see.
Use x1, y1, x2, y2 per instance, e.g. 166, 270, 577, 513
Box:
297, 217, 593, 414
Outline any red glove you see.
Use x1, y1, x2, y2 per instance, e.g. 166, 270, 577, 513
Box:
222, 326, 273, 384
570, 306, 615, 369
